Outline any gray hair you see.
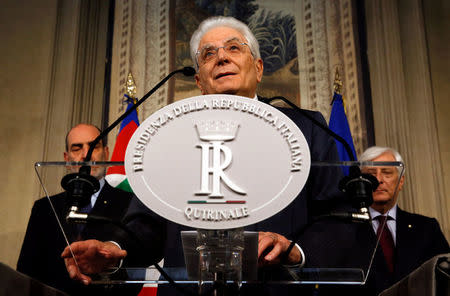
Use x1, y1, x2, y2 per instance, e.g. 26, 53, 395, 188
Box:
190, 16, 261, 70
359, 146, 404, 174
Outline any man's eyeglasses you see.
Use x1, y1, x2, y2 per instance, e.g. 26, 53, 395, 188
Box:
196, 41, 250, 66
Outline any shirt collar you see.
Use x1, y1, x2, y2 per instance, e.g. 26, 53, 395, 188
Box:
98, 177, 105, 191
370, 204, 397, 220
90, 178, 105, 207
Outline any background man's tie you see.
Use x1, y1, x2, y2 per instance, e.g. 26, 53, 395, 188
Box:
375, 215, 395, 273
76, 202, 93, 235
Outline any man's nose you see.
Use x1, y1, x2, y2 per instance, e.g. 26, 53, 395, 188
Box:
81, 146, 89, 160
216, 47, 229, 63
375, 171, 384, 183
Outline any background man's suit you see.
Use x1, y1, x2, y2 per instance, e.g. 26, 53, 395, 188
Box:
299, 207, 450, 295
17, 182, 165, 296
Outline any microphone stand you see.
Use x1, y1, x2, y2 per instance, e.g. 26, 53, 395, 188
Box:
61, 66, 198, 296
261, 96, 378, 259
62, 66, 196, 219
262, 96, 356, 162
84, 66, 196, 164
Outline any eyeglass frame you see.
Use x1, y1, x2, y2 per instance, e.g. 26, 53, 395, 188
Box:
195, 39, 252, 68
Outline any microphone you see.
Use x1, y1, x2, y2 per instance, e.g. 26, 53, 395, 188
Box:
337, 169, 379, 222
261, 96, 379, 260
260, 96, 379, 216
62, 66, 196, 222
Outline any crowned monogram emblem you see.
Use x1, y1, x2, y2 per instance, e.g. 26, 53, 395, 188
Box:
194, 120, 246, 199
126, 94, 310, 229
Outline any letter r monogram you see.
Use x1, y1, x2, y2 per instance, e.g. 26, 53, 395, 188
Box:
196, 141, 246, 197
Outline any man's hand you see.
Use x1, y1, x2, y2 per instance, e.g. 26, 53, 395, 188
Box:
61, 239, 127, 285
258, 232, 301, 266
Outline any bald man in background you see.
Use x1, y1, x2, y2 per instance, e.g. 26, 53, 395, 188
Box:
17, 123, 165, 296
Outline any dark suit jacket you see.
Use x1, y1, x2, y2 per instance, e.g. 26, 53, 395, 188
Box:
299, 207, 450, 296
157, 106, 345, 295
17, 182, 165, 296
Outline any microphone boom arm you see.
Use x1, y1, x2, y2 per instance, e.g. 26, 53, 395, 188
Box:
262, 96, 376, 263
263, 96, 356, 161
84, 67, 196, 162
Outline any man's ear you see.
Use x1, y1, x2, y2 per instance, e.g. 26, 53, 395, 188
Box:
255, 58, 264, 83
104, 146, 110, 161
398, 175, 405, 191
195, 74, 206, 94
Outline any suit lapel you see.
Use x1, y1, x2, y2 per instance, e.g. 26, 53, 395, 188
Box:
394, 208, 416, 279
90, 182, 131, 218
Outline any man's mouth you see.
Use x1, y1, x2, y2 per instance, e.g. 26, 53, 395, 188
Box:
215, 72, 235, 79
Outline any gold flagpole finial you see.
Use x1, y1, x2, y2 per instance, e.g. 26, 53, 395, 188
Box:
126, 72, 137, 98
333, 68, 342, 95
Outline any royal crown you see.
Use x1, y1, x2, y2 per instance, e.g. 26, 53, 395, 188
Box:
195, 120, 240, 141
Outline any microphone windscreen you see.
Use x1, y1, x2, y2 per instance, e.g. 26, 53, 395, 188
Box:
182, 66, 196, 76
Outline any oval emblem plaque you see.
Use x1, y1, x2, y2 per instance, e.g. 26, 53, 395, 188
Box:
125, 94, 310, 229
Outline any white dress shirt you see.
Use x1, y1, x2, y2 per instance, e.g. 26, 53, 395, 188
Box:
370, 205, 397, 245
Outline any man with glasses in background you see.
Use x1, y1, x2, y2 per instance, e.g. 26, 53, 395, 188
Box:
298, 146, 449, 295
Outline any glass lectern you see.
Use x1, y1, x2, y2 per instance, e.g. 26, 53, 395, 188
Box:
34, 160, 404, 295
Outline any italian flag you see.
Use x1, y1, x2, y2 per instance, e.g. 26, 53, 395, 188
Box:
105, 94, 139, 191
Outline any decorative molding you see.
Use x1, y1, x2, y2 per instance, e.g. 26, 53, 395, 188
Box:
339, 0, 365, 156
296, 0, 366, 155
296, 0, 332, 115
110, 0, 133, 147
109, 0, 171, 148
143, 0, 171, 116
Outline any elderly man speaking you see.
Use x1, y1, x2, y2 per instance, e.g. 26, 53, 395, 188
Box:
62, 16, 342, 289
185, 15, 341, 266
